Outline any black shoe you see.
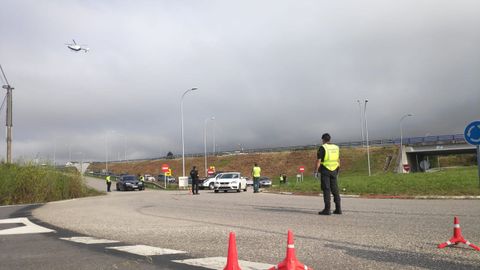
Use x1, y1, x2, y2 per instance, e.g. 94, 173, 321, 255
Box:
318, 210, 331, 215
333, 209, 342, 215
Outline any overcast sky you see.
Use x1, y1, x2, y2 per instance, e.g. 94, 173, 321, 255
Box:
0, 0, 479, 163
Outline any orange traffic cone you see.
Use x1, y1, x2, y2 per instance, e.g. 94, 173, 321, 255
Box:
438, 217, 480, 251
269, 230, 313, 270
224, 232, 242, 270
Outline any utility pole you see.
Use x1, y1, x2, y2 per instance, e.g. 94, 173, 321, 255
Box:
1, 65, 13, 164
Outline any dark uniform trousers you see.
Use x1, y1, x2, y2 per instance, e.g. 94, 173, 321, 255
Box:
192, 180, 199, 194
320, 168, 340, 211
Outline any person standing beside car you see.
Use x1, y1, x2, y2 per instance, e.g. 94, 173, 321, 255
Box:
106, 175, 111, 192
252, 163, 261, 193
315, 133, 341, 215
190, 166, 199, 195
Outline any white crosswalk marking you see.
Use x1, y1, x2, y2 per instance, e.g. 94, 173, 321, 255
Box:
172, 257, 273, 270
60, 236, 120, 244
106, 245, 186, 256
0, 217, 54, 235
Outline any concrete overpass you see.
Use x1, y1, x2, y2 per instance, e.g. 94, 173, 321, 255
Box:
398, 134, 476, 172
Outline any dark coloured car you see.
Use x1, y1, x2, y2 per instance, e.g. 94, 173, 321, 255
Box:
116, 175, 144, 191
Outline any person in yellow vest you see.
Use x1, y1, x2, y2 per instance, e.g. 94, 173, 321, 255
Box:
315, 133, 341, 215
252, 163, 261, 193
106, 175, 111, 192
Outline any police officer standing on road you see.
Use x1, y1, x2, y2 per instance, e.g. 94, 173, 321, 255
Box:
190, 166, 199, 195
106, 175, 111, 192
252, 163, 261, 193
315, 133, 341, 215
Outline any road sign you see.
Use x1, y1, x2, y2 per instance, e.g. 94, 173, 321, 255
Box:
161, 164, 169, 173
207, 169, 214, 175
464, 121, 480, 145
465, 121, 480, 188
165, 169, 172, 176
403, 164, 410, 172
299, 166, 305, 173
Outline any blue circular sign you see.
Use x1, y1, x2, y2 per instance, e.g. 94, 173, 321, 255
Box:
464, 121, 480, 145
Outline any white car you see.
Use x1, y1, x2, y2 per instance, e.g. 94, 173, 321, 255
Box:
144, 174, 156, 182
214, 172, 247, 193
201, 173, 222, 190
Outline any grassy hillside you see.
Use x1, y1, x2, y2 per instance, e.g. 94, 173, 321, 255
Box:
0, 164, 102, 205
88, 146, 401, 178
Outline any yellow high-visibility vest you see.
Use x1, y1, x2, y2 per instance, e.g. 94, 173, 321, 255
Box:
252, 166, 261, 177
321, 143, 340, 171
106, 176, 111, 183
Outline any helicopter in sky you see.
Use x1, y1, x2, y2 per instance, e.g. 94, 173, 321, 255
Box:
65, 39, 89, 53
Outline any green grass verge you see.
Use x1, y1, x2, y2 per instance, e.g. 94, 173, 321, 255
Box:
0, 164, 102, 205
269, 166, 480, 196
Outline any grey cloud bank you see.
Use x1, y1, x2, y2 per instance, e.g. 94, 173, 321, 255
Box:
0, 0, 479, 163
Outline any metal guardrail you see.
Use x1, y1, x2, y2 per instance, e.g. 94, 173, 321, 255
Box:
171, 134, 467, 158
104, 134, 466, 163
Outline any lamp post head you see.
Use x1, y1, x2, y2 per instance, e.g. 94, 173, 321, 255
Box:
191, 87, 198, 91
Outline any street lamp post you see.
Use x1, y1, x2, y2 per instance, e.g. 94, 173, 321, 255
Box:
212, 119, 216, 156
65, 144, 72, 163
105, 130, 116, 174
123, 135, 127, 161
364, 99, 371, 176
204, 116, 215, 177
399, 113, 413, 173
181, 87, 198, 176
105, 134, 108, 174
118, 134, 127, 161
356, 100, 365, 146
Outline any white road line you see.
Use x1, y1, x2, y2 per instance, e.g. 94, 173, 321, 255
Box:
0, 217, 55, 235
60, 236, 120, 244
172, 257, 273, 270
106, 245, 186, 256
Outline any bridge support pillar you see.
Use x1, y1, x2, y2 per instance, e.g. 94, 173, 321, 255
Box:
397, 145, 410, 173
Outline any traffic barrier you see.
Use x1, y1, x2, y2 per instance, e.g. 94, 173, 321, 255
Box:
269, 230, 312, 270
438, 217, 480, 251
224, 232, 242, 270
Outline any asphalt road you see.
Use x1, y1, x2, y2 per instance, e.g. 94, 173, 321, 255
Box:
30, 176, 480, 269
0, 204, 165, 270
